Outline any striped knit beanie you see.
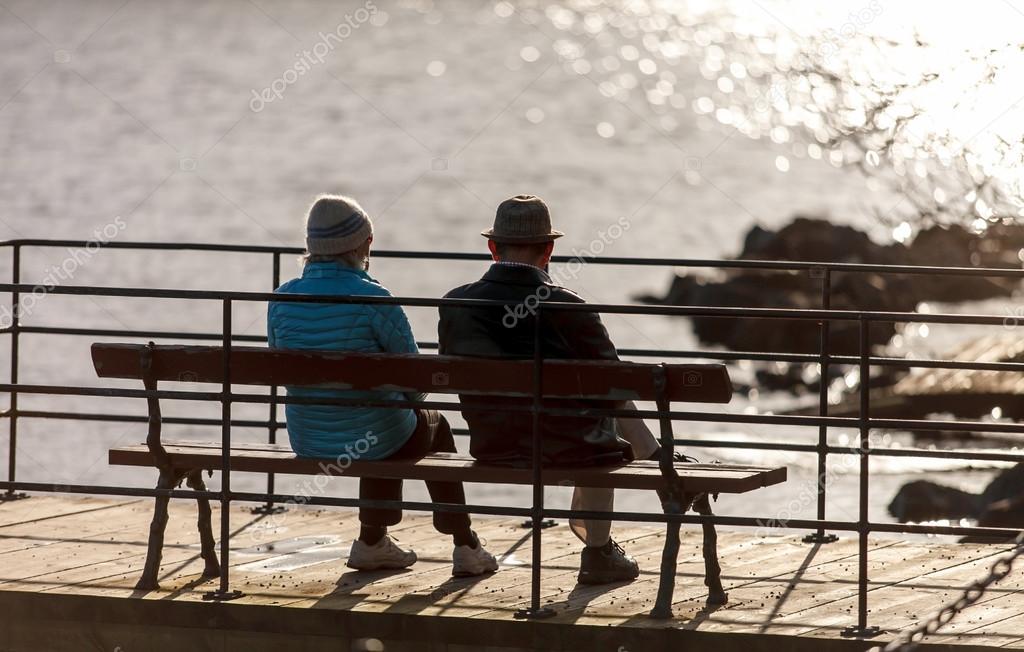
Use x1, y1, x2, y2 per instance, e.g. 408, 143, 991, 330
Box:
305, 194, 374, 255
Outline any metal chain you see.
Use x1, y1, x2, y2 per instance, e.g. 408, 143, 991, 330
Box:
878, 533, 1024, 652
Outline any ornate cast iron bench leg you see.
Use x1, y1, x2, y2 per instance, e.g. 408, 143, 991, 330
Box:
694, 492, 728, 605
648, 364, 729, 618
650, 493, 691, 619
135, 343, 222, 589
186, 469, 220, 578
137, 468, 184, 590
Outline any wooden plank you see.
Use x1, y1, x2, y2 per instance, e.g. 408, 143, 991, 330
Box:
0, 495, 127, 529
37, 508, 433, 602
0, 500, 144, 556
457, 535, 791, 623
90, 344, 733, 403
715, 542, 1011, 638
913, 549, 1024, 647
108, 443, 787, 493
492, 536, 903, 627
148, 439, 779, 475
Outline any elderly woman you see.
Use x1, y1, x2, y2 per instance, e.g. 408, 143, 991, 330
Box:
268, 194, 496, 576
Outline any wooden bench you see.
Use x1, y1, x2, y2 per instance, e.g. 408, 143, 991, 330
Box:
92, 343, 787, 617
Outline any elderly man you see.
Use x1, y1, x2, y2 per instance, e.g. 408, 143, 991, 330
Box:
269, 194, 497, 577
438, 194, 665, 585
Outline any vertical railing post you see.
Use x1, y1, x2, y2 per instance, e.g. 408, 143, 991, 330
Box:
841, 317, 879, 638
515, 302, 554, 620
805, 266, 836, 543
204, 299, 242, 601
3, 244, 26, 502
253, 252, 285, 515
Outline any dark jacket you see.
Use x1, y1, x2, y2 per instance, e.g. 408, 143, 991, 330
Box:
438, 263, 631, 466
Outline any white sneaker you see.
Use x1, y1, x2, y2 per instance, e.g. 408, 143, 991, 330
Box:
452, 540, 499, 577
346, 535, 417, 571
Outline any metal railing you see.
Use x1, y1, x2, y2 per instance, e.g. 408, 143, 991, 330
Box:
1, 239, 1024, 637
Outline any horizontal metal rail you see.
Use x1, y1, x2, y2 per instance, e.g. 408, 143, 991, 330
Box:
11, 323, 1024, 373
4, 238, 1024, 277
8, 407, 1024, 464
10, 381, 1024, 434
0, 281, 1020, 326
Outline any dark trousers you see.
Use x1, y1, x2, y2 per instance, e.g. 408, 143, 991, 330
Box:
358, 409, 471, 534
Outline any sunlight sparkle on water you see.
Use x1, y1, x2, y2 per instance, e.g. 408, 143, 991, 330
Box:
892, 221, 912, 243
494, 2, 514, 18
520, 46, 541, 62
536, 0, 1024, 225
525, 107, 545, 124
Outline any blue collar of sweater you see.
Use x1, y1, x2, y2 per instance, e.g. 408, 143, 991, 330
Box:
301, 261, 372, 281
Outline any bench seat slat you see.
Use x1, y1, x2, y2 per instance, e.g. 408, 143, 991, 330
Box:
140, 440, 777, 474
109, 442, 787, 494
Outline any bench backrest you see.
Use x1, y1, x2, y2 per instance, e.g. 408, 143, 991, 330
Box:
91, 344, 732, 403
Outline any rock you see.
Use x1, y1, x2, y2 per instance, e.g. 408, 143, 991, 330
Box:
889, 463, 1024, 541
979, 462, 1024, 508
738, 216, 903, 264
970, 495, 1024, 543
887, 480, 980, 523
903, 224, 1018, 302
641, 217, 1024, 359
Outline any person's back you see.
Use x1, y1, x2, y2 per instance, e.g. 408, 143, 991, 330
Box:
440, 262, 628, 466
269, 260, 418, 460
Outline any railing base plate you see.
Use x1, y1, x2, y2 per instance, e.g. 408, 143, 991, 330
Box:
521, 518, 557, 529
514, 607, 556, 620
202, 589, 243, 602
840, 625, 881, 639
802, 532, 839, 544
250, 504, 286, 515
0, 492, 28, 503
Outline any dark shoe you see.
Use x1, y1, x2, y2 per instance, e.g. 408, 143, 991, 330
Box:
577, 540, 640, 585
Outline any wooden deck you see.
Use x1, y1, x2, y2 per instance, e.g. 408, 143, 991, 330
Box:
1, 495, 1022, 651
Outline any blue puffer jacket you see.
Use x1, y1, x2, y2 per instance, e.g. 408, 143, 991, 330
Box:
267, 261, 419, 460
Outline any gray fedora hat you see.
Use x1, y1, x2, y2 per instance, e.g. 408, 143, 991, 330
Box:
481, 195, 564, 244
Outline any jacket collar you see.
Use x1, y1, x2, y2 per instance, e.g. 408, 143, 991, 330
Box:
481, 262, 552, 287
301, 261, 372, 281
